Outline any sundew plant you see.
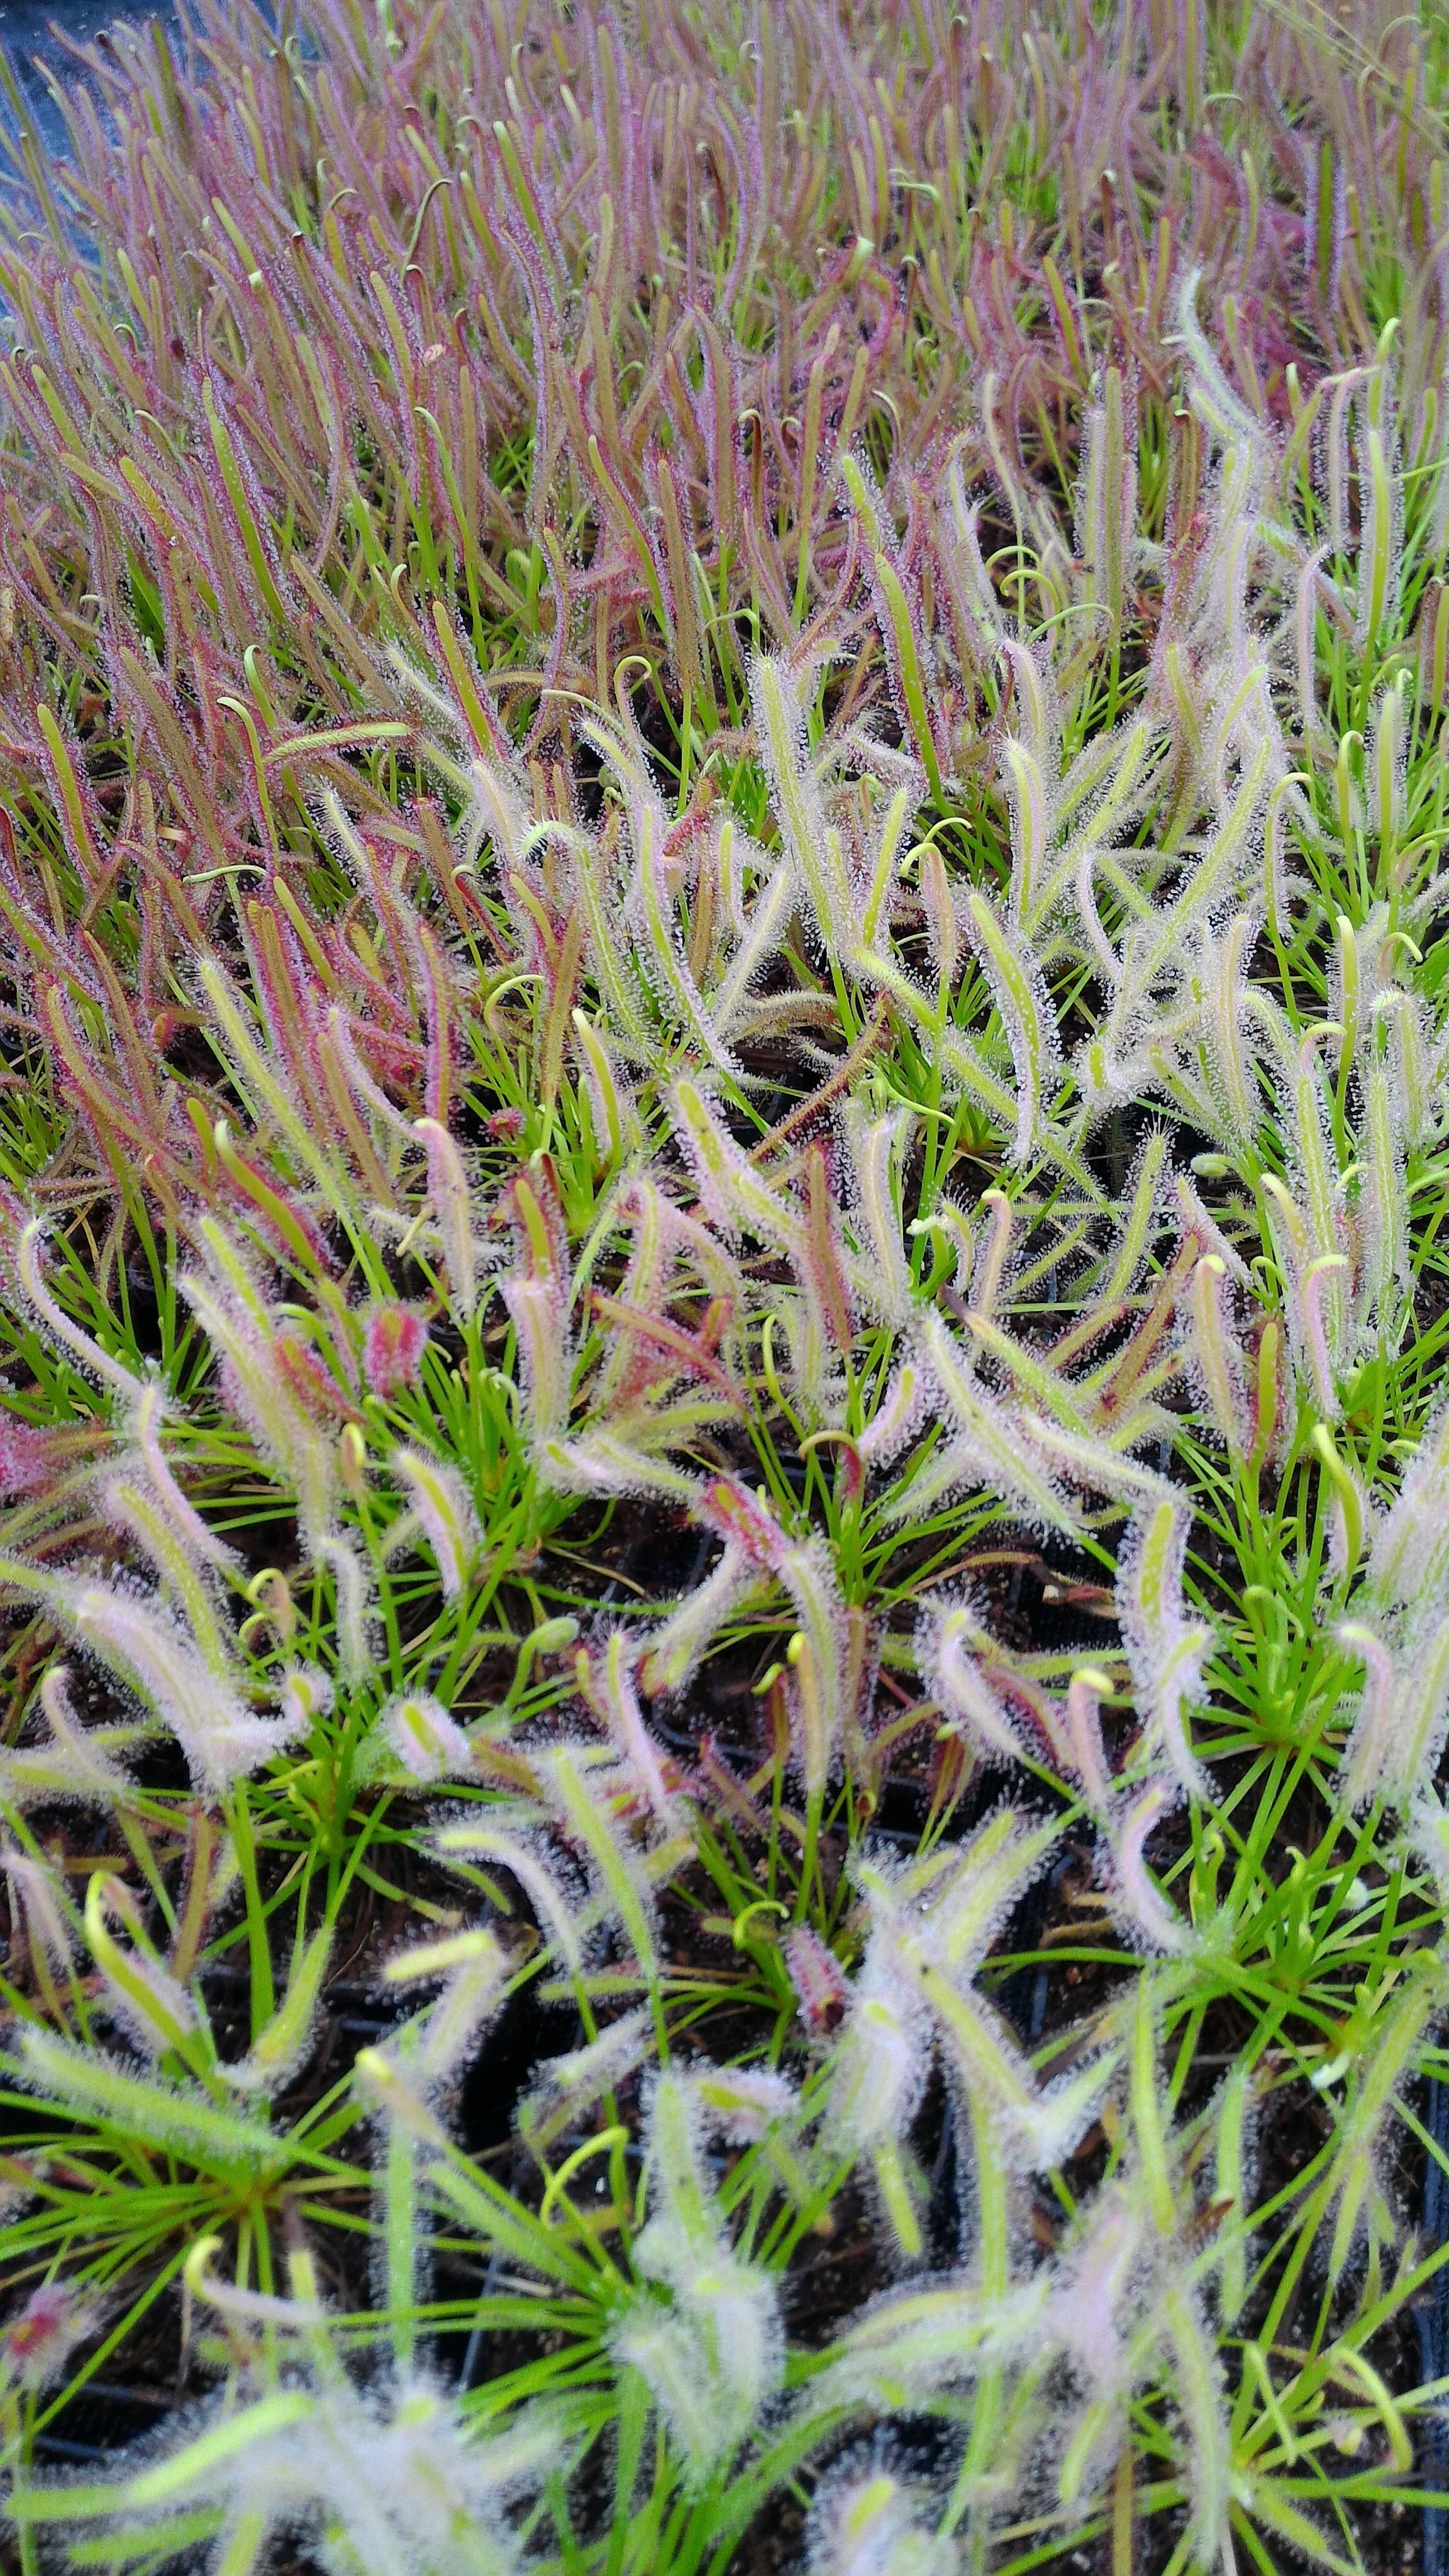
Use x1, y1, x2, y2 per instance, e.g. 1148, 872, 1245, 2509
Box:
0, 0, 1446, 2568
